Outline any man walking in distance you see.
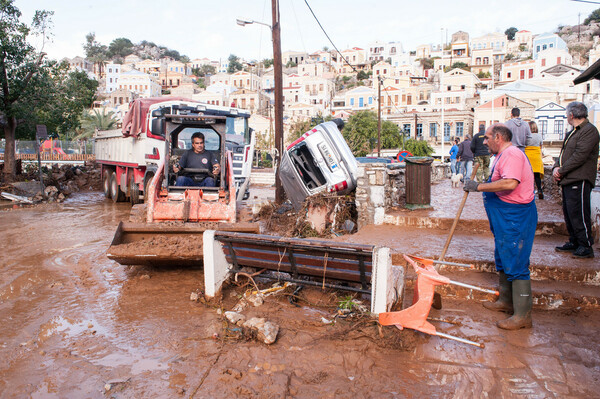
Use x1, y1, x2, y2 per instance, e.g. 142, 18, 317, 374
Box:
464, 124, 537, 330
505, 107, 532, 152
457, 135, 473, 181
553, 101, 599, 259
471, 125, 490, 182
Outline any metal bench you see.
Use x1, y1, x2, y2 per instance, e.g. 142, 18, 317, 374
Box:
203, 231, 405, 314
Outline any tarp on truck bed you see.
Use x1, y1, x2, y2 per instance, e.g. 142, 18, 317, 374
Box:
121, 97, 198, 138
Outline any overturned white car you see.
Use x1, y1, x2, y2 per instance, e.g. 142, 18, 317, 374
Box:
279, 119, 358, 210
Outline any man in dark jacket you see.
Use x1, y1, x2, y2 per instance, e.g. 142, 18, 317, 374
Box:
457, 135, 474, 181
553, 102, 599, 259
471, 125, 490, 182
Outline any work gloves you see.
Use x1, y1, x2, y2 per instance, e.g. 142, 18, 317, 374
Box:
463, 180, 480, 192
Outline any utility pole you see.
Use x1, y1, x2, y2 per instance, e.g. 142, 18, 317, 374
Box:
578, 13, 581, 42
377, 75, 382, 157
440, 28, 445, 163
272, 0, 284, 203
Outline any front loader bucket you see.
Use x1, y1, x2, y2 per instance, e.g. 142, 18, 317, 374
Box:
107, 221, 259, 267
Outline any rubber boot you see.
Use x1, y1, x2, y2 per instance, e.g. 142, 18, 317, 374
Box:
483, 271, 513, 313
497, 280, 532, 330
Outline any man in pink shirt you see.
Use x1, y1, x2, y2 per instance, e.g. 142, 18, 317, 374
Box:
464, 124, 537, 330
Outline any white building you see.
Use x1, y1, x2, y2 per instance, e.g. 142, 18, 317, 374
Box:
117, 70, 161, 98
105, 63, 121, 93
367, 41, 404, 63
535, 102, 568, 141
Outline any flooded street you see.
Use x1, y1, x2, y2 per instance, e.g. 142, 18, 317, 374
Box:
1, 192, 599, 398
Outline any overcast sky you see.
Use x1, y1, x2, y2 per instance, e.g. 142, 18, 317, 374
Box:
15, 0, 599, 62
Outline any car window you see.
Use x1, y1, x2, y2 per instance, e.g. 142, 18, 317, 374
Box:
177, 128, 220, 151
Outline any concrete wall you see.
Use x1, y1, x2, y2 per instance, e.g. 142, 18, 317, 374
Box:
356, 162, 450, 228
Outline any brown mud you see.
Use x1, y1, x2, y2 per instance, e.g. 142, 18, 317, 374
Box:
0, 191, 599, 398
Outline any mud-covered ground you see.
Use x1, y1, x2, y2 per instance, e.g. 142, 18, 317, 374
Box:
1, 192, 599, 398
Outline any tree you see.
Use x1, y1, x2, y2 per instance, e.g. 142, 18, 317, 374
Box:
419, 57, 434, 70
584, 8, 600, 24
15, 63, 99, 140
262, 58, 273, 68
357, 70, 369, 80
449, 62, 470, 71
83, 32, 108, 75
107, 37, 134, 59
341, 110, 401, 157
505, 27, 518, 41
0, 1, 53, 180
75, 108, 117, 139
227, 54, 243, 73
285, 60, 297, 68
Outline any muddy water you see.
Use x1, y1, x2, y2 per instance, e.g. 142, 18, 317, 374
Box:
1, 192, 599, 398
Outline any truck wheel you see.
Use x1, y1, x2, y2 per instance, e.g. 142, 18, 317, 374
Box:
110, 173, 125, 203
103, 170, 113, 199
129, 175, 141, 205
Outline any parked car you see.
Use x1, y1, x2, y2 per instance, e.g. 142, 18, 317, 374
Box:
280, 119, 358, 210
356, 157, 393, 164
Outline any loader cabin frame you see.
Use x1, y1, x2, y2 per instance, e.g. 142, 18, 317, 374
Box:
145, 104, 238, 223
150, 105, 229, 193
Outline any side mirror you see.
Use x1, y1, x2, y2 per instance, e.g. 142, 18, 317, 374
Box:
151, 109, 162, 117
151, 117, 165, 137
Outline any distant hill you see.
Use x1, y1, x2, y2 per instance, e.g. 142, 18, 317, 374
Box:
556, 21, 600, 64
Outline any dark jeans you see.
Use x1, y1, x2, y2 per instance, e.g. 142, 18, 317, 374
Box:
561, 181, 593, 248
175, 175, 216, 187
533, 173, 543, 193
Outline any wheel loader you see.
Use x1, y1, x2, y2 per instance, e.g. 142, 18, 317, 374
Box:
106, 103, 258, 267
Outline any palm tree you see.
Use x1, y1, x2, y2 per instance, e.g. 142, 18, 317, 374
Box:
75, 109, 118, 140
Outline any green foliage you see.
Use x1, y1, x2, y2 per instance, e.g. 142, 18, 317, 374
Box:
285, 60, 297, 68
287, 114, 333, 144
15, 63, 99, 140
192, 64, 216, 77
342, 75, 352, 83
584, 8, 600, 24
357, 70, 369, 80
403, 139, 434, 157
477, 71, 491, 78
84, 32, 108, 67
107, 37, 134, 58
450, 62, 469, 71
75, 108, 118, 139
338, 295, 356, 310
419, 57, 434, 70
227, 54, 243, 73
342, 110, 401, 157
505, 27, 518, 40
262, 58, 273, 68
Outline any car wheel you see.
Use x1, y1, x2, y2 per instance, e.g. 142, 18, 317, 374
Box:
110, 173, 125, 203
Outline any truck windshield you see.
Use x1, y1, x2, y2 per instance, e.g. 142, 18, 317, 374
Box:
226, 117, 250, 144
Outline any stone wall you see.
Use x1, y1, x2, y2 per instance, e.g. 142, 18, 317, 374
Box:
356, 162, 450, 228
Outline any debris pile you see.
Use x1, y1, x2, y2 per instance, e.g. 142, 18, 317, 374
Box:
1, 163, 101, 205
255, 193, 357, 238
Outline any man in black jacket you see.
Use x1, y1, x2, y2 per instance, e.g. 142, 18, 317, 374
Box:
553, 102, 599, 259
471, 125, 490, 182
457, 135, 474, 181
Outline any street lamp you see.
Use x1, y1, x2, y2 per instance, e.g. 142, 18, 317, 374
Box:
236, 18, 272, 29
236, 2, 284, 204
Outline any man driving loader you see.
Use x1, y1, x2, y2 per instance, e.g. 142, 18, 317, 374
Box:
173, 132, 221, 187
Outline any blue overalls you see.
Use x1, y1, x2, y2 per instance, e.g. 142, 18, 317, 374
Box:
483, 154, 538, 281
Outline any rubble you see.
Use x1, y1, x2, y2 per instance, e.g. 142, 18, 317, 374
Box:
224, 311, 246, 325
242, 317, 279, 345
0, 163, 102, 205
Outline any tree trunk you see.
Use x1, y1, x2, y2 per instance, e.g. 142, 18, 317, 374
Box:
3, 116, 17, 181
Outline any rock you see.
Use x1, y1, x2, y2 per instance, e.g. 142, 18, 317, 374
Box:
75, 168, 83, 175
224, 311, 246, 325
242, 317, 279, 345
57, 193, 65, 202
232, 300, 247, 312
44, 186, 58, 197
245, 293, 264, 307
140, 274, 150, 280
190, 292, 199, 301
104, 384, 111, 392
216, 308, 223, 315
342, 219, 356, 233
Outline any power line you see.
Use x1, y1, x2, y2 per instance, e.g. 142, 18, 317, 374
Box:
303, 0, 359, 74
570, 0, 600, 4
